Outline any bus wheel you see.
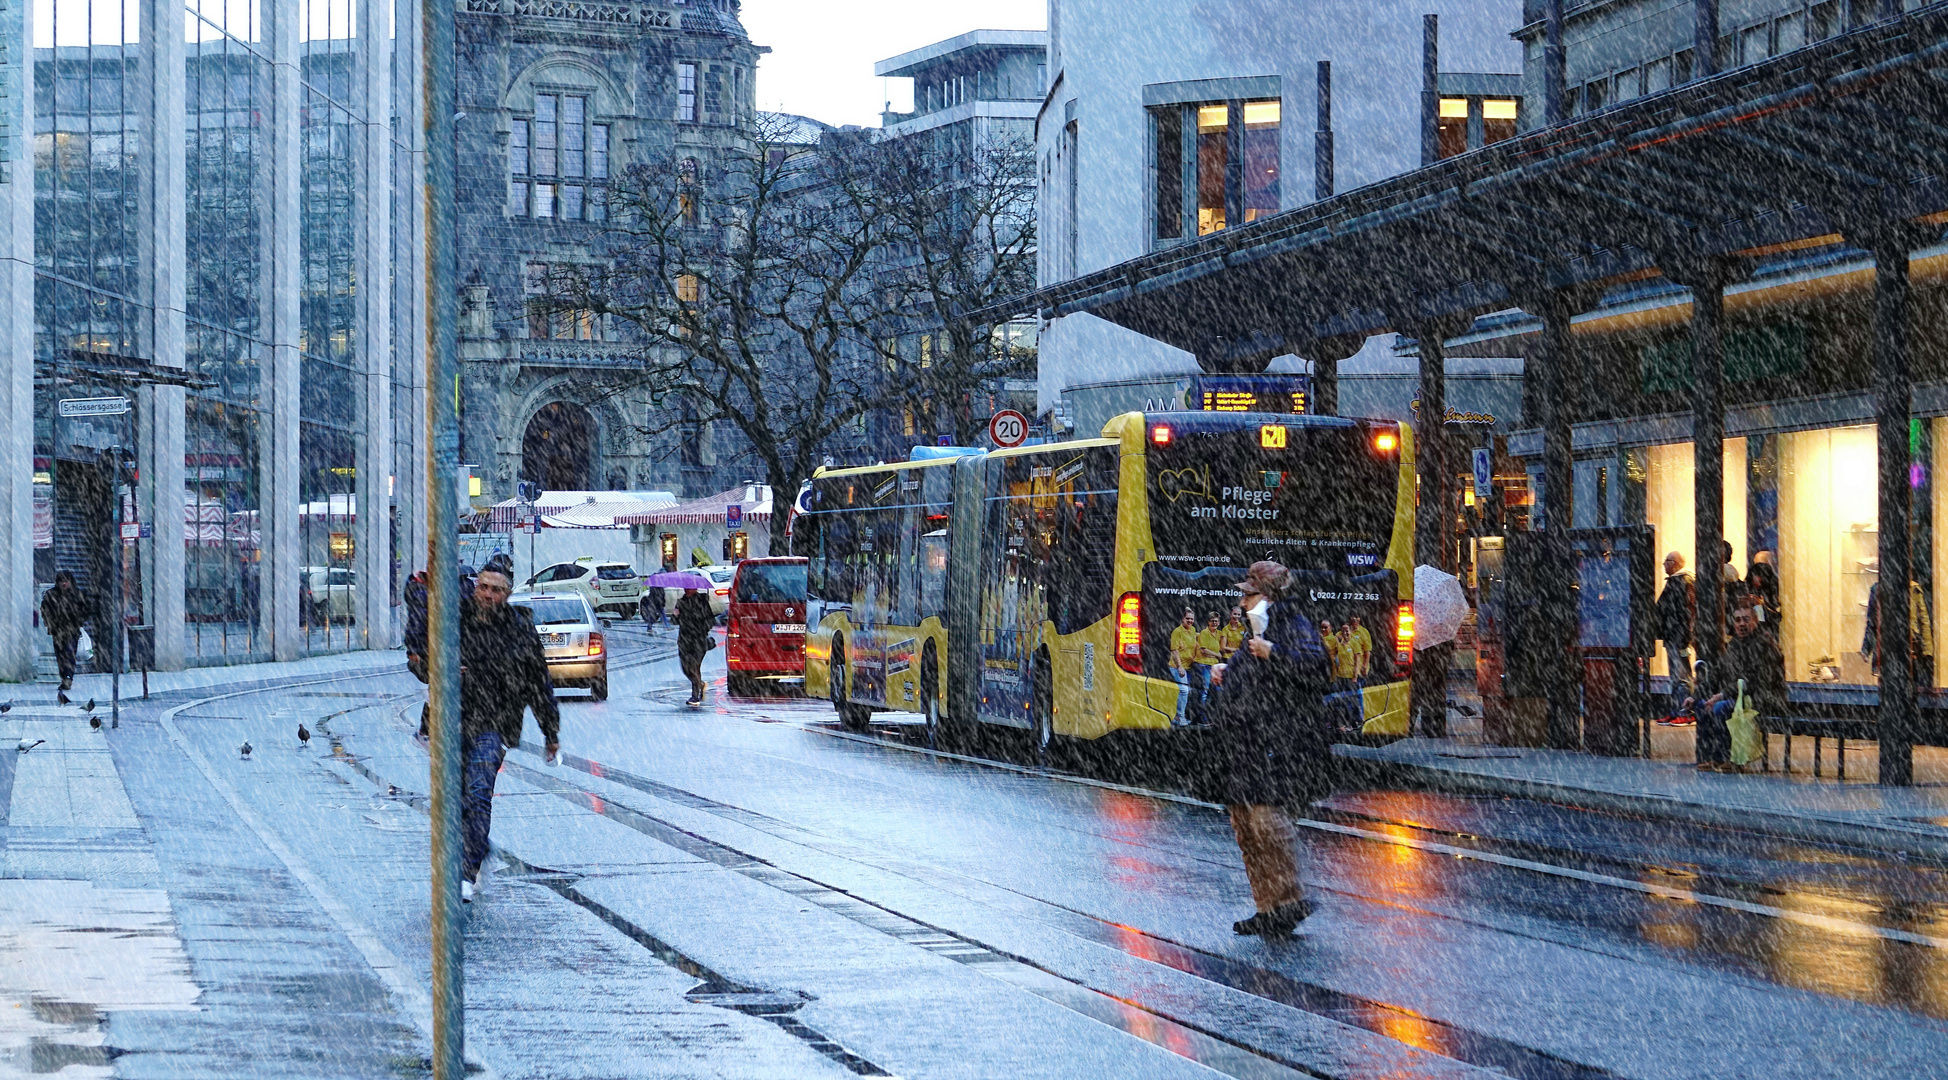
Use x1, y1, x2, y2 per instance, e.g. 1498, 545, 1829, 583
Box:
833, 639, 869, 733
920, 647, 944, 751
1030, 657, 1054, 767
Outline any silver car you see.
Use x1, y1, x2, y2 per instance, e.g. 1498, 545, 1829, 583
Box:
509, 591, 609, 701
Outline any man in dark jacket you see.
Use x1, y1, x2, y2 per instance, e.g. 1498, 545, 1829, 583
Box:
456, 557, 559, 901
1207, 561, 1331, 938
40, 571, 89, 700
1682, 604, 1785, 771
675, 586, 714, 705
1655, 551, 1696, 712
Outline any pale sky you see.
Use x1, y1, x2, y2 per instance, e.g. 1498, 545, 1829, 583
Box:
740, 0, 1047, 129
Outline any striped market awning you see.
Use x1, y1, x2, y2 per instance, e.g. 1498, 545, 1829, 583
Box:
614, 484, 772, 526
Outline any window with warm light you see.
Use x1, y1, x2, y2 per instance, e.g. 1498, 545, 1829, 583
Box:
1151, 94, 1280, 243
1435, 96, 1524, 160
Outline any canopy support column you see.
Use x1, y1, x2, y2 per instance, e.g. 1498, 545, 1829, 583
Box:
1532, 289, 1581, 750
1871, 225, 1923, 786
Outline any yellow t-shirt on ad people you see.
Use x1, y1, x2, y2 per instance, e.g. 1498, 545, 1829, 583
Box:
1170, 625, 1198, 669
1195, 629, 1223, 667
1350, 626, 1374, 673
1334, 635, 1361, 680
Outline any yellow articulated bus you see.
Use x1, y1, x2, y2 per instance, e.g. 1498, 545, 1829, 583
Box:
795, 411, 1418, 755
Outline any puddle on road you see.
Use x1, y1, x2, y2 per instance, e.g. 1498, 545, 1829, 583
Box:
0, 880, 198, 1078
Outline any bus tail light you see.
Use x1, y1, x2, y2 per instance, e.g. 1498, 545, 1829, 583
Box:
1116, 592, 1144, 674
1151, 424, 1172, 446
1374, 429, 1400, 454
587, 631, 605, 657
1395, 603, 1414, 667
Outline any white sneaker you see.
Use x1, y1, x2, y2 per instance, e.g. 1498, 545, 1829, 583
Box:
460, 879, 474, 904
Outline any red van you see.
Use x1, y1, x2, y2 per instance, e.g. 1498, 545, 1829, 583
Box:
725, 557, 808, 696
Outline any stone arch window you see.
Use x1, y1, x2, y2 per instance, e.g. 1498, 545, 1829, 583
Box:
505, 58, 625, 222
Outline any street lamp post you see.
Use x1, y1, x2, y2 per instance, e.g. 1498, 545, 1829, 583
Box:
423, 0, 464, 1067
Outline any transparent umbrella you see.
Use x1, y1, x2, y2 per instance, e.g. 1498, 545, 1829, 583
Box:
1413, 564, 1469, 650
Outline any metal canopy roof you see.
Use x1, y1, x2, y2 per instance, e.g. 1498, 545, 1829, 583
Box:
993, 5, 1948, 366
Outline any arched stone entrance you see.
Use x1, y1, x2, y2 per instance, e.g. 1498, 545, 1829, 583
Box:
521, 402, 595, 492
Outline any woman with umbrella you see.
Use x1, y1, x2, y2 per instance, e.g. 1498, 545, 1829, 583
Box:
1207, 560, 1333, 938
648, 569, 716, 705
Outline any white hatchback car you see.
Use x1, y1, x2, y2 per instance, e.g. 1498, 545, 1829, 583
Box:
524, 558, 644, 620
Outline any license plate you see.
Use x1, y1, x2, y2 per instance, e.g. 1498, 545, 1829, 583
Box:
542, 632, 568, 645
771, 623, 805, 635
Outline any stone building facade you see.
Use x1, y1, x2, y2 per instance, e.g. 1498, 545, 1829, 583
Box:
452, 0, 763, 501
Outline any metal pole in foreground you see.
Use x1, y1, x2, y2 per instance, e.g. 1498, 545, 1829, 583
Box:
423, 0, 464, 1065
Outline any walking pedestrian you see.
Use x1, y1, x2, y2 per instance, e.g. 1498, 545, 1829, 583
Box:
1206, 561, 1332, 938
676, 584, 715, 705
455, 555, 559, 902
643, 585, 667, 628
1655, 551, 1697, 719
40, 571, 89, 701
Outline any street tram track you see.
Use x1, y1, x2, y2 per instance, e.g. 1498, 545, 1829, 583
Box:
501, 739, 1624, 1080
804, 719, 1948, 952
160, 648, 1946, 1077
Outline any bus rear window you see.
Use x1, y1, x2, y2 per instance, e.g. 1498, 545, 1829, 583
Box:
1148, 424, 1396, 572
735, 562, 806, 604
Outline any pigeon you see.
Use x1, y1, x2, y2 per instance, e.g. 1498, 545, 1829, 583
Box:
15, 739, 42, 753
89, 715, 101, 731
1, 700, 13, 713
297, 723, 311, 748
239, 741, 252, 759
82, 699, 95, 713
56, 691, 68, 705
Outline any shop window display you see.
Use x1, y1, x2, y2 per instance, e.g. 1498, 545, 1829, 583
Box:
1639, 424, 1939, 689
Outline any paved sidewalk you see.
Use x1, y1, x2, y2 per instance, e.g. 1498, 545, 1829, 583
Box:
1341, 734, 1948, 862
3, 648, 405, 707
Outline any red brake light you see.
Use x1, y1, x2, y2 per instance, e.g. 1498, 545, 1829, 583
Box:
1395, 602, 1414, 666
587, 631, 604, 657
1375, 430, 1399, 454
1116, 592, 1143, 674
1151, 424, 1172, 446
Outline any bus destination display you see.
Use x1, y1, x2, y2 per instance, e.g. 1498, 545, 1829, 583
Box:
1183, 375, 1311, 415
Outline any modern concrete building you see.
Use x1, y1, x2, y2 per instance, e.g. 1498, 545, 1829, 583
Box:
871, 29, 1045, 455
999, 2, 1948, 780
1033, 0, 1526, 429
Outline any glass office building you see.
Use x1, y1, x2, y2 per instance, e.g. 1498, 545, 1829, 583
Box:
0, 0, 419, 676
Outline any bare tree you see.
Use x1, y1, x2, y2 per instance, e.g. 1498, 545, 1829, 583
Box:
858, 130, 1039, 445
549, 114, 1038, 497
545, 114, 899, 500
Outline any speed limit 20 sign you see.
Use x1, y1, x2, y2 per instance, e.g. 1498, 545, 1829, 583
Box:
988, 409, 1028, 449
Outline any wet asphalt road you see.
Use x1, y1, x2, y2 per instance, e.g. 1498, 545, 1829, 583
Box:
69, 624, 1948, 1079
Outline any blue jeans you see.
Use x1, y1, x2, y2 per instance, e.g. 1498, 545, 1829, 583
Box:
462, 730, 507, 881
1170, 667, 1190, 722
1176, 658, 1207, 717
1689, 699, 1732, 764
